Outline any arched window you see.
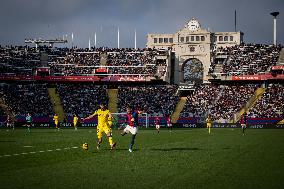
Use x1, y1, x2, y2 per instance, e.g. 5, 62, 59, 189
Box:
183, 59, 204, 84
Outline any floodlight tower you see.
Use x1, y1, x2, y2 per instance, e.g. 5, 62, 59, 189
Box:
270, 12, 279, 45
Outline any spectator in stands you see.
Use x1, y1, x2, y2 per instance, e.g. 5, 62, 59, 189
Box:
118, 85, 179, 117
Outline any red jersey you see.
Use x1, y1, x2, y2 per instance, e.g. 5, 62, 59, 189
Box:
126, 111, 139, 127
126, 113, 133, 127
167, 116, 171, 124
6, 116, 12, 123
154, 117, 160, 124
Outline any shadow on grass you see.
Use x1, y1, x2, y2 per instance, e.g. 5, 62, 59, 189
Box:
222, 147, 231, 150
91, 149, 141, 153
0, 141, 16, 143
150, 147, 200, 151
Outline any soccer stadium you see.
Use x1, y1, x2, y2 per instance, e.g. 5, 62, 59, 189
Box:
0, 1, 284, 189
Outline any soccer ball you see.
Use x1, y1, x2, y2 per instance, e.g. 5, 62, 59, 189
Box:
82, 143, 89, 150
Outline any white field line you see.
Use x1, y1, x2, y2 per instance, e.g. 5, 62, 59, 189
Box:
0, 146, 79, 158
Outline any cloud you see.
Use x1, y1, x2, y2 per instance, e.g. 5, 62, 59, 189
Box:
0, 0, 283, 47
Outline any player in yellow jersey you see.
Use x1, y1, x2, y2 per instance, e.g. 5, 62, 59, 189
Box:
206, 115, 212, 134
73, 114, 78, 131
53, 114, 59, 131
83, 102, 116, 150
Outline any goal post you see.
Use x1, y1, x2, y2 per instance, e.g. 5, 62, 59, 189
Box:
111, 112, 149, 128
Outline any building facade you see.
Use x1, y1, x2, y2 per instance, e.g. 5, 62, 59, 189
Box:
146, 18, 243, 83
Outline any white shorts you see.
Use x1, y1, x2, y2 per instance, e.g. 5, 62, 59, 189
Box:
156, 125, 160, 129
124, 125, 138, 135
167, 124, 172, 127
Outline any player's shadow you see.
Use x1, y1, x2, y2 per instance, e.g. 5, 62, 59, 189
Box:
150, 147, 200, 151
91, 149, 141, 153
115, 148, 140, 151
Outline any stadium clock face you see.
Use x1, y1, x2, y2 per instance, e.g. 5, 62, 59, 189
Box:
187, 19, 201, 31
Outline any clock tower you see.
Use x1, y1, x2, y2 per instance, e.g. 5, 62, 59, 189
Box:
146, 18, 243, 83
186, 18, 201, 31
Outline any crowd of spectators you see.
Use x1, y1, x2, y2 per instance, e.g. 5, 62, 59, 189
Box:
180, 84, 258, 122
0, 82, 282, 122
210, 44, 282, 76
118, 85, 179, 116
0, 83, 52, 116
0, 108, 5, 116
50, 50, 101, 75
51, 48, 167, 77
0, 46, 41, 76
248, 84, 284, 118
57, 84, 108, 117
0, 46, 168, 79
106, 49, 167, 77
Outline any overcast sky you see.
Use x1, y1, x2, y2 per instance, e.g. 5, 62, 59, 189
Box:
0, 0, 283, 48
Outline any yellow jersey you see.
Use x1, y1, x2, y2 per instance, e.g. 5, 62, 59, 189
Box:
93, 109, 112, 126
206, 117, 212, 123
53, 115, 59, 122
73, 116, 78, 123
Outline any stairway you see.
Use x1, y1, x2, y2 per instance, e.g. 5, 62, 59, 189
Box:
0, 97, 15, 120
230, 87, 266, 123
277, 119, 284, 124
48, 88, 65, 122
108, 89, 118, 113
277, 48, 284, 65
100, 52, 108, 66
171, 97, 187, 123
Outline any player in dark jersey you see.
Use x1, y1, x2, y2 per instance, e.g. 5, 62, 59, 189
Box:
121, 106, 141, 152
26, 113, 32, 132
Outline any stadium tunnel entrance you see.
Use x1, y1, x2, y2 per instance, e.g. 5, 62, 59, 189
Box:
181, 58, 204, 84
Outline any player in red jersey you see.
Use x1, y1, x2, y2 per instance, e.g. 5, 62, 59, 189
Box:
6, 115, 14, 131
121, 106, 141, 152
166, 114, 172, 132
240, 112, 247, 136
155, 117, 161, 133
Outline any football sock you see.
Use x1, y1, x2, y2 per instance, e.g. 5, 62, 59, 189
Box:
129, 134, 136, 149
108, 137, 113, 146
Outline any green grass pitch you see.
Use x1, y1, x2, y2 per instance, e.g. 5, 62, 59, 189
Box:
0, 128, 284, 189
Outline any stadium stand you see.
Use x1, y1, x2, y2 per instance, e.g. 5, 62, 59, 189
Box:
118, 85, 179, 117
0, 83, 52, 116
180, 84, 259, 122
0, 45, 283, 125
210, 44, 282, 76
248, 84, 284, 118
57, 84, 108, 117
0, 46, 168, 80
0, 46, 40, 76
